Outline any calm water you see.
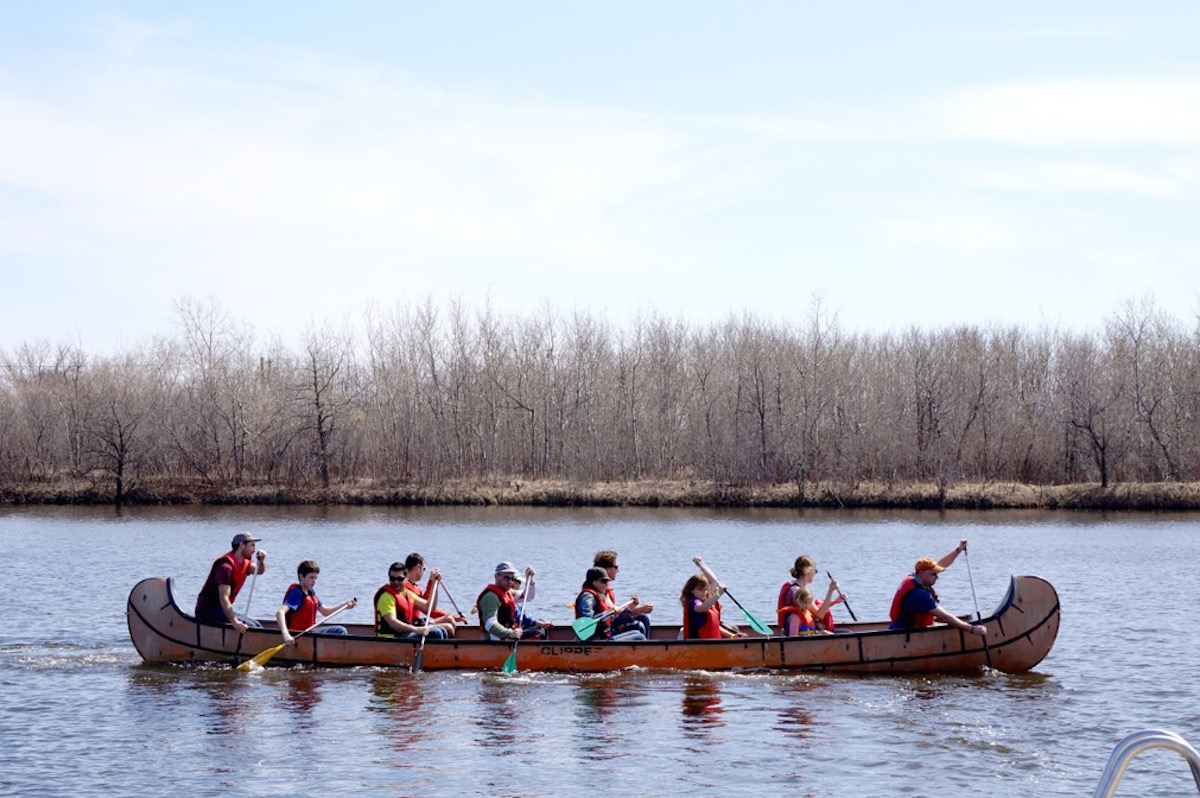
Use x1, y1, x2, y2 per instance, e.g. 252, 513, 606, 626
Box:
2, 505, 1199, 797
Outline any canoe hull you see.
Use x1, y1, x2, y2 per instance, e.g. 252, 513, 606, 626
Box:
126, 574, 1059, 674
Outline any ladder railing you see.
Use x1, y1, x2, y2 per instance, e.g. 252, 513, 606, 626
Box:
1092, 729, 1200, 798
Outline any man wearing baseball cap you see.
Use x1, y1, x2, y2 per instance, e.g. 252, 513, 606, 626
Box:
476, 561, 539, 641
888, 539, 986, 636
195, 532, 267, 634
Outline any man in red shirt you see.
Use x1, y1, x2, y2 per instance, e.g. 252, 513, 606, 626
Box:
195, 532, 267, 633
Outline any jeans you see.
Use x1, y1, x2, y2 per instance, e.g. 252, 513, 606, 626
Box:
615, 612, 652, 639
401, 625, 450, 641
313, 626, 348, 635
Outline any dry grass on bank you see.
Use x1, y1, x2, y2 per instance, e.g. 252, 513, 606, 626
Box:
5, 476, 1200, 511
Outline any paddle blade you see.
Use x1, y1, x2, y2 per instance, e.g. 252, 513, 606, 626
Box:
742, 609, 774, 637
238, 643, 284, 672
502, 645, 518, 673
570, 616, 599, 641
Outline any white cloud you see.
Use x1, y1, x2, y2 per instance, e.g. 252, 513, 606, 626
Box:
930, 77, 1200, 146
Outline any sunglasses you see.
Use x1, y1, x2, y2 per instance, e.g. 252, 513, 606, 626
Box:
389, 573, 407, 582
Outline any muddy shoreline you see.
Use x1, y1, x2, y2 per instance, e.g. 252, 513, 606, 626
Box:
4, 478, 1200, 511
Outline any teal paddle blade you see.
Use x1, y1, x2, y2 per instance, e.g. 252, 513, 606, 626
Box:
570, 616, 599, 641
502, 645, 518, 673
743, 608, 774, 637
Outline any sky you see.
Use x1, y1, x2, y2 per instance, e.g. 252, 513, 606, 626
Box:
3, 1, 1200, 352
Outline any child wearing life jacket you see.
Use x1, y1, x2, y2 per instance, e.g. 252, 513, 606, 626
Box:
680, 573, 744, 639
780, 587, 834, 636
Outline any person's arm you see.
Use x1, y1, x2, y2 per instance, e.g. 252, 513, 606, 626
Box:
378, 593, 426, 636
937, 539, 968, 570
814, 582, 840, 621
932, 606, 986, 635
217, 583, 248, 634
695, 585, 724, 613
319, 596, 357, 617
578, 592, 600, 618
275, 605, 296, 645
479, 592, 519, 640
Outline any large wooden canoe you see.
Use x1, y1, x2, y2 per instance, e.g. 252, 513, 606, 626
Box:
127, 574, 1059, 674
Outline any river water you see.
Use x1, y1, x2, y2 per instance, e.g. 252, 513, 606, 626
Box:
2, 505, 1198, 797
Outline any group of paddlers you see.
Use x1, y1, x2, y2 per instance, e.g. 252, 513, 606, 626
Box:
194, 533, 988, 646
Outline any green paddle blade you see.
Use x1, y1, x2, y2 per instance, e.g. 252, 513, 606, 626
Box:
570, 616, 600, 640
742, 609, 774, 637
502, 644, 518, 673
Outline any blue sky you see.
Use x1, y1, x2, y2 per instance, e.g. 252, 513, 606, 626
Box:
3, 2, 1200, 351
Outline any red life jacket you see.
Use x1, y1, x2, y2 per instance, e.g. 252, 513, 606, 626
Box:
196, 552, 254, 614
575, 587, 615, 638
476, 583, 518, 630
374, 583, 417, 635
684, 598, 723, 640
406, 578, 449, 619
889, 574, 938, 628
777, 581, 836, 631
284, 583, 319, 630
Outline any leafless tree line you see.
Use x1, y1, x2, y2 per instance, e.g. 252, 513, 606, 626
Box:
2, 296, 1198, 501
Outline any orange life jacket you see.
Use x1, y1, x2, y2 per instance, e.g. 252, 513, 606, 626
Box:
779, 606, 818, 636
777, 581, 836, 631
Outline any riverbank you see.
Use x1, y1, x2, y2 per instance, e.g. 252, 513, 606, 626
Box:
4, 477, 1200, 510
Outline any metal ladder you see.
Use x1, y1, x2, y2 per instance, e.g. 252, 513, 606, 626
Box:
1092, 729, 1200, 797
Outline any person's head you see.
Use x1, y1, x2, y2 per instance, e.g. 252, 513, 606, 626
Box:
494, 562, 521, 590
593, 550, 619, 579
680, 573, 710, 606
387, 561, 409, 587
914, 557, 944, 586
297, 560, 320, 589
405, 553, 425, 581
790, 555, 816, 583
794, 586, 814, 611
584, 566, 611, 592
230, 532, 261, 558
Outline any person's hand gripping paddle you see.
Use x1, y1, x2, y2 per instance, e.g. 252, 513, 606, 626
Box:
692, 557, 773, 636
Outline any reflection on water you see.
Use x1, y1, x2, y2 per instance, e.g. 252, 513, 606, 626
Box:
474, 676, 522, 753
281, 670, 323, 729
571, 676, 632, 760
680, 675, 724, 736
367, 671, 427, 751
774, 677, 822, 743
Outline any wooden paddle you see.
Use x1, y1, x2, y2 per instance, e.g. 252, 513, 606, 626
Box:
963, 544, 993, 669
232, 566, 259, 666
412, 578, 440, 674
825, 571, 858, 621
692, 557, 773, 636
571, 599, 635, 641
439, 580, 469, 622
237, 601, 354, 672
502, 574, 532, 673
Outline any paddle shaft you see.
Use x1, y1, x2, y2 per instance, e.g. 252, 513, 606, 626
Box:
503, 574, 533, 672
572, 599, 635, 640
693, 558, 767, 634
289, 600, 354, 642
232, 564, 259, 663
439, 581, 467, 619
413, 581, 439, 673
825, 571, 858, 622
962, 546, 993, 668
